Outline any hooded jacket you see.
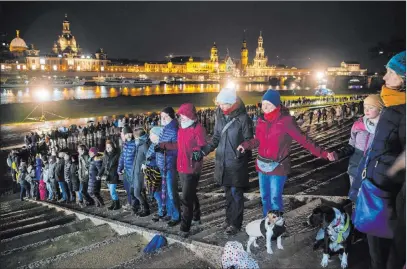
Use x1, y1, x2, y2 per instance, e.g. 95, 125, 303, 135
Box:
131, 136, 149, 183
336, 116, 376, 179
244, 106, 328, 176
78, 154, 90, 183
176, 104, 207, 174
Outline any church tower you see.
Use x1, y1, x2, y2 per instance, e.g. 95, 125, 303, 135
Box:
62, 14, 71, 35
253, 31, 268, 68
210, 42, 218, 62
240, 38, 248, 70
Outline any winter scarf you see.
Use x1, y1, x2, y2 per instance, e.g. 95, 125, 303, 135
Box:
363, 116, 378, 134
264, 105, 281, 122
380, 86, 406, 107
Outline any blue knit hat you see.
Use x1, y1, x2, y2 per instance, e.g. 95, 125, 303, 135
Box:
216, 88, 236, 104
386, 51, 406, 77
262, 89, 281, 107
149, 126, 163, 137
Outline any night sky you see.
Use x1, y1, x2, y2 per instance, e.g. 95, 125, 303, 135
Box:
0, 1, 405, 72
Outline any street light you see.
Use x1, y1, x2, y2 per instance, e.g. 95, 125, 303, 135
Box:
316, 72, 324, 80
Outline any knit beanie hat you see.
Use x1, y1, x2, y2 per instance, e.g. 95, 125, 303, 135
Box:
89, 147, 98, 155
262, 89, 281, 107
386, 51, 406, 77
364, 94, 384, 110
150, 126, 164, 137
161, 107, 175, 119
177, 103, 197, 120
122, 126, 132, 135
216, 88, 237, 104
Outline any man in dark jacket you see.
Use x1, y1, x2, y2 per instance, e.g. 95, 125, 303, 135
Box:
208, 88, 254, 235
55, 152, 68, 202
131, 128, 150, 216
77, 144, 93, 207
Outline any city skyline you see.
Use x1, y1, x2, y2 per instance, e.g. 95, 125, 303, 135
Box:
0, 1, 405, 72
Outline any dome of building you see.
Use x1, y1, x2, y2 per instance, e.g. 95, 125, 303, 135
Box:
10, 30, 27, 52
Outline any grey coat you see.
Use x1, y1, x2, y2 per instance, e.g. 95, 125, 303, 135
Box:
78, 154, 90, 183
131, 138, 149, 184
210, 98, 254, 188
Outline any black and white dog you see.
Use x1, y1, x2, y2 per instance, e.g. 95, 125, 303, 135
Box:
307, 205, 353, 269
245, 211, 286, 254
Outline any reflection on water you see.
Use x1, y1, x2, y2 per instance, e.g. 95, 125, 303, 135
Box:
0, 83, 271, 104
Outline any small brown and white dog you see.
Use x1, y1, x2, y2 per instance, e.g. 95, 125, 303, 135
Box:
245, 211, 286, 254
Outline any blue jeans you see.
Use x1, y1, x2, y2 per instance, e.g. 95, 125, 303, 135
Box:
258, 173, 287, 216
78, 183, 84, 202
20, 183, 27, 200
154, 191, 163, 216
160, 168, 180, 221
58, 182, 68, 201
46, 183, 53, 200
108, 184, 119, 201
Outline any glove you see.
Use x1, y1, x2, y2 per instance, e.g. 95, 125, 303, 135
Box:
141, 164, 147, 172
154, 144, 165, 153
192, 151, 204, 162
96, 176, 101, 181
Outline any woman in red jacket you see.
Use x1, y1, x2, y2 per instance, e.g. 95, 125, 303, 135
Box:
238, 90, 335, 216
159, 103, 208, 236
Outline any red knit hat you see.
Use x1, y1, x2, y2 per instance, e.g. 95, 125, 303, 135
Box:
177, 103, 197, 120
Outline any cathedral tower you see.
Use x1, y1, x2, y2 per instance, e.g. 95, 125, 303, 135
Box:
210, 42, 218, 62
240, 38, 248, 70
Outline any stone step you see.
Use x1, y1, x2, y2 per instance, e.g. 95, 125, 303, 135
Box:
0, 202, 42, 216
0, 206, 55, 224
1, 223, 117, 269
111, 243, 211, 269
0, 211, 66, 231
0, 214, 77, 240
0, 219, 95, 253
44, 232, 147, 269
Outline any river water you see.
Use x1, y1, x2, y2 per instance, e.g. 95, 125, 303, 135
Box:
0, 83, 277, 104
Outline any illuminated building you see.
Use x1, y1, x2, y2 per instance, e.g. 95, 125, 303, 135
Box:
52, 14, 81, 57
326, 61, 367, 76
240, 38, 249, 71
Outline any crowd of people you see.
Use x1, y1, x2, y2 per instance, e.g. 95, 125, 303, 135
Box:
6, 52, 405, 269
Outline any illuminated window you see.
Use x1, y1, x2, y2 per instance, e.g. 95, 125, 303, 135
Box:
53, 65, 58, 71
101, 66, 104, 71
17, 65, 21, 70
22, 65, 26, 70
77, 66, 81, 71
1, 65, 4, 70
40, 59, 45, 65
31, 64, 37, 70
41, 65, 45, 70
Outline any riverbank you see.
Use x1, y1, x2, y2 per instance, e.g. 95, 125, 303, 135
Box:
0, 89, 376, 125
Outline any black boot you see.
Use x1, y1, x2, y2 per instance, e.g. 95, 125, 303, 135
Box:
112, 200, 121, 210
108, 201, 115, 210
138, 203, 150, 217
132, 202, 140, 216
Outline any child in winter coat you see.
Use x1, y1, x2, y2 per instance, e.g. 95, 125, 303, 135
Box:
88, 147, 104, 207
146, 126, 164, 222
334, 94, 384, 201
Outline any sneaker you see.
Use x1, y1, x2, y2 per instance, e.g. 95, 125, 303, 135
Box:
167, 219, 181, 227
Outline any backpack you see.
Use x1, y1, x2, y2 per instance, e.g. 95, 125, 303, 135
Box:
143, 234, 167, 254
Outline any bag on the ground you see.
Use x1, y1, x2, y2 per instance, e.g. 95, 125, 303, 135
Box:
222, 241, 259, 269
143, 234, 167, 254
